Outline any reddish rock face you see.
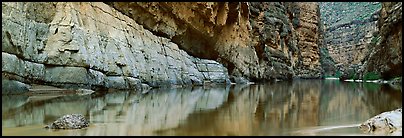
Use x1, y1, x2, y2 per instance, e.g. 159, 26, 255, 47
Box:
107, 2, 259, 80
363, 2, 402, 79
108, 2, 323, 81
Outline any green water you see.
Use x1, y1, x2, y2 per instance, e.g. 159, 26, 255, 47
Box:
2, 80, 402, 136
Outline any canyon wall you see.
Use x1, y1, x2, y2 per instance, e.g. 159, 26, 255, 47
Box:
320, 2, 402, 80
362, 2, 402, 79
2, 2, 323, 93
320, 2, 381, 79
106, 2, 260, 82
107, 2, 323, 81
249, 2, 322, 80
2, 2, 231, 93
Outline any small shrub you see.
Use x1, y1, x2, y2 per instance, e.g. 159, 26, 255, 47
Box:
335, 70, 342, 78
349, 73, 359, 80
370, 36, 380, 46
324, 70, 342, 78
363, 72, 381, 80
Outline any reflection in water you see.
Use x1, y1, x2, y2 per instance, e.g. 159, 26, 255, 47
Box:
2, 80, 402, 136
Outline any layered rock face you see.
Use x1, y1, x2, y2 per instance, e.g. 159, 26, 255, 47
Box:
2, 2, 231, 92
2, 2, 324, 93
249, 2, 322, 80
362, 2, 402, 79
106, 2, 260, 81
292, 3, 322, 78
108, 2, 323, 81
320, 2, 381, 79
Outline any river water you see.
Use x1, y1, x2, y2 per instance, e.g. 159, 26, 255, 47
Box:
2, 80, 402, 136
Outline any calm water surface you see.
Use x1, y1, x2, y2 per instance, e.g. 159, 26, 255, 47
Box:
2, 80, 402, 136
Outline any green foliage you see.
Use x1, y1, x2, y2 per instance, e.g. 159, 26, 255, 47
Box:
344, 69, 358, 80
389, 76, 402, 82
363, 72, 381, 81
370, 35, 380, 46
335, 70, 342, 78
348, 73, 359, 80
324, 70, 342, 78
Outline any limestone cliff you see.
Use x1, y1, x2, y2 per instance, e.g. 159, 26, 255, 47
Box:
249, 2, 322, 80
107, 2, 323, 81
2, 2, 323, 93
2, 2, 231, 93
106, 2, 260, 82
292, 3, 322, 78
320, 2, 381, 79
362, 2, 402, 79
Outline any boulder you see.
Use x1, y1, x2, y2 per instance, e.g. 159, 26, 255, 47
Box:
359, 107, 402, 135
45, 114, 89, 129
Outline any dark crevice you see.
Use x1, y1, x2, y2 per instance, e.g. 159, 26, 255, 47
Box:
171, 28, 219, 60
226, 2, 240, 25
107, 2, 221, 63
217, 57, 235, 76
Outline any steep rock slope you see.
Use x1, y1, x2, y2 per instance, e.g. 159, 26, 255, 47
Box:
106, 2, 260, 81
362, 2, 402, 79
249, 2, 322, 80
2, 2, 231, 93
320, 2, 381, 79
108, 2, 323, 81
2, 2, 324, 93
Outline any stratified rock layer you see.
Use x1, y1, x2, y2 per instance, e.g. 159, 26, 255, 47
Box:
108, 2, 323, 81
107, 2, 260, 80
2, 2, 231, 93
320, 2, 381, 79
362, 2, 402, 79
3, 2, 325, 93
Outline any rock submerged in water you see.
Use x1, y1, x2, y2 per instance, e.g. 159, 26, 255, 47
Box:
359, 107, 402, 135
45, 114, 89, 129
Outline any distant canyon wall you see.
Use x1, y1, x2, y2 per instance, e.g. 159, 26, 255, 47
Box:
320, 2, 402, 80
320, 2, 381, 79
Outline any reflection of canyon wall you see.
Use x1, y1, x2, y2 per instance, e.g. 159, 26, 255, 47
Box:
156, 80, 402, 135
2, 87, 230, 135
2, 81, 401, 135
2, 93, 102, 128
84, 87, 230, 135
156, 82, 320, 135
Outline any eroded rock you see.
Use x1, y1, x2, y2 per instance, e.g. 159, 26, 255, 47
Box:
363, 2, 402, 79
2, 2, 231, 91
359, 107, 402, 135
319, 2, 381, 79
45, 114, 89, 129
